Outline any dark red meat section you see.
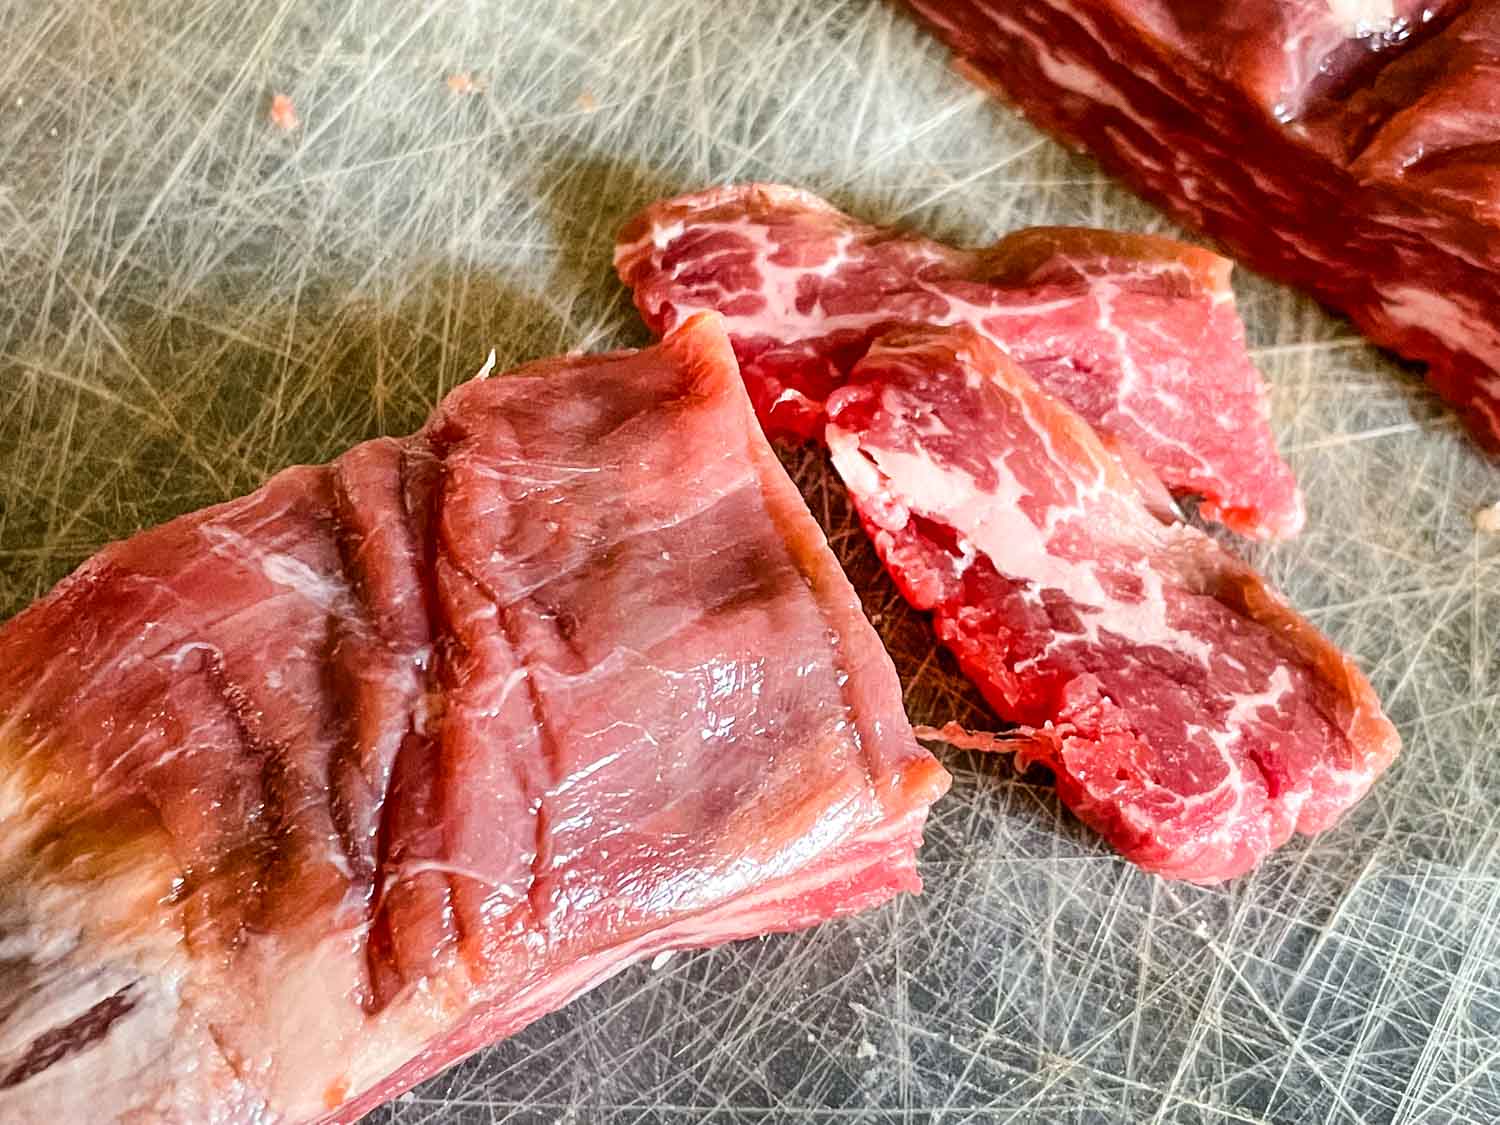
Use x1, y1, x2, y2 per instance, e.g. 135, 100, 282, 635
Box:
0, 314, 948, 1123
825, 325, 1398, 883
904, 0, 1500, 447
616, 183, 1304, 541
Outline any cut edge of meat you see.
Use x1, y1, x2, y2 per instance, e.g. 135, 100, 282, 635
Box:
318, 799, 937, 1124
324, 311, 951, 1115
615, 183, 855, 314
980, 226, 1233, 294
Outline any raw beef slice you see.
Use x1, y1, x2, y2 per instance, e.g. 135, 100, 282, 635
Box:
616, 183, 1304, 541
826, 325, 1398, 882
903, 0, 1500, 447
0, 314, 950, 1123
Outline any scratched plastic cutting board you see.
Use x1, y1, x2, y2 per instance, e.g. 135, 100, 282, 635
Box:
1, 2, 1497, 1123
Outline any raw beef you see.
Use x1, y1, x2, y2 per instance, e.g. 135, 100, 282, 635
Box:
616, 184, 1304, 541
903, 0, 1500, 446
0, 314, 949, 1123
826, 325, 1398, 883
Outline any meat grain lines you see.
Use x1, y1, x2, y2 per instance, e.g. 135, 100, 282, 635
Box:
0, 0, 1494, 1122
0, 317, 947, 1121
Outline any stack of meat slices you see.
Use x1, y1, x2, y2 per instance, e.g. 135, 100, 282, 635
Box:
617, 182, 1304, 541
0, 315, 948, 1122
617, 184, 1399, 884
0, 184, 1402, 1124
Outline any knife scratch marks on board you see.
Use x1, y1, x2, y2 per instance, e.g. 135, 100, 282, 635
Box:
0, 0, 1498, 1122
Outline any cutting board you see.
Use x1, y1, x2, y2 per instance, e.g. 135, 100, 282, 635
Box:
1, 2, 1496, 1122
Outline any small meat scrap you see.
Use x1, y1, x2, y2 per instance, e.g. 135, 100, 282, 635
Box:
0, 314, 948, 1122
826, 325, 1398, 883
446, 72, 481, 95
268, 92, 299, 131
616, 184, 1304, 541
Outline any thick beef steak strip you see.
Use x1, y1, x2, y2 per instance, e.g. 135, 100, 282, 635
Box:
825, 325, 1397, 883
0, 314, 949, 1124
617, 183, 1303, 541
903, 0, 1500, 447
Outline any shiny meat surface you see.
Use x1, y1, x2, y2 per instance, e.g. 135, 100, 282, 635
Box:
616, 184, 1304, 541
826, 326, 1398, 883
905, 0, 1500, 447
0, 314, 949, 1123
